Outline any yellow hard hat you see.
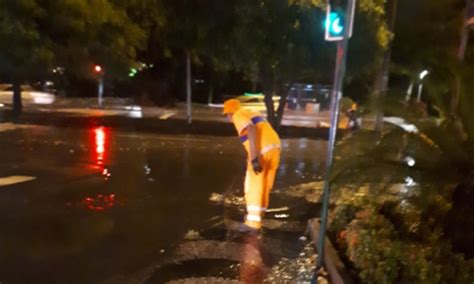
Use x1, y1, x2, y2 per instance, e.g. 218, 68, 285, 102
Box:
223, 99, 241, 115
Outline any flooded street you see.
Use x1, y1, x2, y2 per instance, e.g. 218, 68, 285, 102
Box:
0, 124, 327, 283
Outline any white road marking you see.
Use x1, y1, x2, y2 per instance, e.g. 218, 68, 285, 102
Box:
159, 112, 176, 120
0, 176, 36, 187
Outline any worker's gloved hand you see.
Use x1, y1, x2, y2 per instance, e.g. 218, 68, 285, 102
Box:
251, 158, 263, 174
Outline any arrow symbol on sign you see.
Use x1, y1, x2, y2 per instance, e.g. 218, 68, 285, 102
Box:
332, 18, 343, 34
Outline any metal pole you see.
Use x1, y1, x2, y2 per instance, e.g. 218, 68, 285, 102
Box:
458, 30, 469, 62
452, 0, 471, 114
297, 85, 303, 110
316, 0, 355, 270
405, 82, 414, 102
417, 84, 423, 103
458, 0, 471, 61
186, 51, 192, 124
98, 77, 104, 108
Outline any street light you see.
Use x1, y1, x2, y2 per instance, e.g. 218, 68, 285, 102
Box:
419, 70, 429, 80
93, 65, 104, 107
417, 70, 429, 102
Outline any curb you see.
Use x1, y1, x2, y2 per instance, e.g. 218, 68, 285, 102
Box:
307, 218, 353, 284
1, 109, 344, 140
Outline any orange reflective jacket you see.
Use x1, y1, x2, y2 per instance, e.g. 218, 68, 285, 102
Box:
231, 108, 281, 157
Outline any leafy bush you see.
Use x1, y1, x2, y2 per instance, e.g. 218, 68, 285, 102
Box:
327, 132, 474, 283
330, 195, 474, 283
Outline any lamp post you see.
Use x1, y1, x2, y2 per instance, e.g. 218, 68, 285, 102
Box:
458, 0, 474, 61
417, 70, 429, 103
186, 51, 192, 124
453, 0, 473, 113
94, 65, 104, 107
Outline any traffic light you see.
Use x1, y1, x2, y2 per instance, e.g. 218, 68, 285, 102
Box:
128, 68, 138, 77
94, 65, 102, 73
325, 10, 344, 38
324, 1, 355, 42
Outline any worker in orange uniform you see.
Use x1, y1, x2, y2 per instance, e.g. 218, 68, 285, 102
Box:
223, 99, 281, 231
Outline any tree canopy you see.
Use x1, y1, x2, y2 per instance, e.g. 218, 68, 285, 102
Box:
184, 0, 391, 128
2, 0, 469, 122
0, 0, 53, 81
0, 0, 148, 114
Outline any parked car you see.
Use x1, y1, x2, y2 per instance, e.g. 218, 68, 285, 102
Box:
0, 84, 55, 105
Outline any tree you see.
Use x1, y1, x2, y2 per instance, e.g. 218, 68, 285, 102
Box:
0, 0, 147, 115
380, 0, 474, 137
136, 0, 388, 127
0, 0, 53, 116
206, 0, 389, 130
392, 0, 463, 71
389, 0, 469, 110
149, 0, 236, 103
327, 66, 474, 280
45, 0, 146, 80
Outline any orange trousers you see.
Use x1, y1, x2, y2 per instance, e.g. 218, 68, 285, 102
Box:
244, 148, 281, 229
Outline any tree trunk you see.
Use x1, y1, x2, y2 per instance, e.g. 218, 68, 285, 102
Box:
264, 83, 289, 132
274, 85, 289, 129
264, 85, 277, 129
260, 65, 289, 132
374, 0, 398, 133
12, 80, 22, 117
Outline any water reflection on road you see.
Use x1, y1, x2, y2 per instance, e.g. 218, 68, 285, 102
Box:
278, 138, 326, 186
0, 125, 327, 283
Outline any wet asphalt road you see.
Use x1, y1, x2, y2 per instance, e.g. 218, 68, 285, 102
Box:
0, 123, 327, 283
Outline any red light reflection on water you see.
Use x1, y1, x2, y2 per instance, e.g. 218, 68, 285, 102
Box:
68, 127, 118, 212
68, 193, 120, 212
94, 127, 107, 166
